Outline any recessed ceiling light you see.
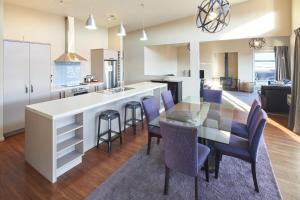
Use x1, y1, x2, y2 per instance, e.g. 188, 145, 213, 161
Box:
107, 15, 117, 21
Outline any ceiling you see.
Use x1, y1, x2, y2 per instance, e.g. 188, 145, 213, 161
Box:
5, 0, 248, 31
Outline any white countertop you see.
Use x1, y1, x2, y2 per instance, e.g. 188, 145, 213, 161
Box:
51, 82, 104, 92
27, 82, 167, 119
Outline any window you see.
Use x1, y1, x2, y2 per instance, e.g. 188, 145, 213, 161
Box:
254, 50, 276, 89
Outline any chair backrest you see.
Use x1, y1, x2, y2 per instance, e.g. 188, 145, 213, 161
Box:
160, 120, 198, 177
246, 99, 261, 129
142, 96, 160, 123
203, 89, 223, 104
248, 109, 268, 161
161, 90, 175, 111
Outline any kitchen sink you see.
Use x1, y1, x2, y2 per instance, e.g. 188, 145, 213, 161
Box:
97, 87, 134, 95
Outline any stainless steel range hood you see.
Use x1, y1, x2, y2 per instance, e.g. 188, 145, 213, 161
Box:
55, 16, 87, 63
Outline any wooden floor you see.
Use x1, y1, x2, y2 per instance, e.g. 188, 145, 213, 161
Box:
264, 114, 300, 200
0, 115, 300, 200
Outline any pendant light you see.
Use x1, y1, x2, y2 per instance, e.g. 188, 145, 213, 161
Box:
85, 14, 97, 30
85, 0, 97, 30
140, 3, 148, 41
140, 30, 148, 41
117, 23, 126, 36
249, 38, 266, 49
117, 0, 126, 36
196, 0, 231, 33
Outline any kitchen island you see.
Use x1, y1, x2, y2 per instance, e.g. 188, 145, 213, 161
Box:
25, 82, 167, 183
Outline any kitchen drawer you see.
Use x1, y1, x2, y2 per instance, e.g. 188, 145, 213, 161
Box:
103, 49, 118, 60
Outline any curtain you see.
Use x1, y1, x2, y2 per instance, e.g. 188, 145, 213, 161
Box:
289, 28, 300, 134
274, 46, 290, 81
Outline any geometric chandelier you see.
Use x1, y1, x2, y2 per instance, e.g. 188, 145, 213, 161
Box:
249, 38, 266, 49
196, 0, 231, 33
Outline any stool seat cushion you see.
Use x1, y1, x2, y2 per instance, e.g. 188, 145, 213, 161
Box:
100, 110, 120, 120
126, 101, 142, 108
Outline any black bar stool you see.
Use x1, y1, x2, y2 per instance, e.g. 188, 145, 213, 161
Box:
124, 101, 144, 134
97, 110, 122, 153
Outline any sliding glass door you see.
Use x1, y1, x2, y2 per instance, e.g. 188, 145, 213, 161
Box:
253, 49, 276, 90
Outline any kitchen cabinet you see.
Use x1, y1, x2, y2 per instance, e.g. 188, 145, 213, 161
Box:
151, 80, 182, 104
91, 49, 119, 89
103, 49, 118, 60
3, 40, 51, 134
29, 43, 51, 104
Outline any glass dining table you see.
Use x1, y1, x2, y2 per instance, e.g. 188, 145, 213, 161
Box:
149, 96, 237, 144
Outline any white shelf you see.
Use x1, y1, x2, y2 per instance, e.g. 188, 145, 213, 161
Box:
57, 137, 83, 153
57, 123, 83, 136
57, 151, 82, 169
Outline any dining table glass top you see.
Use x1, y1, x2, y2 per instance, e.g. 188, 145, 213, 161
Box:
149, 96, 237, 144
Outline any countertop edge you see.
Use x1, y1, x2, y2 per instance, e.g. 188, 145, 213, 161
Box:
51, 82, 104, 92
27, 82, 167, 120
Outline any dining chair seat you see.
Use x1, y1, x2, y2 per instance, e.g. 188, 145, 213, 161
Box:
214, 134, 250, 161
148, 126, 161, 136
197, 144, 210, 166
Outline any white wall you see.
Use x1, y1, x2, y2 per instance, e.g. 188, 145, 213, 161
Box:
200, 37, 290, 83
108, 26, 122, 51
177, 46, 190, 77
290, 0, 300, 76
0, 0, 4, 141
123, 0, 291, 98
144, 45, 178, 76
292, 0, 300, 28
4, 3, 108, 82
108, 26, 125, 82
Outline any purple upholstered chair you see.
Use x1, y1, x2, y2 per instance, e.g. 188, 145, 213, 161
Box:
161, 90, 175, 111
203, 89, 223, 104
231, 99, 261, 139
160, 121, 210, 200
142, 97, 161, 155
214, 109, 268, 192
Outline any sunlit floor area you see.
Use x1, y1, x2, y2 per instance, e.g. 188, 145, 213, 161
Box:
265, 115, 300, 200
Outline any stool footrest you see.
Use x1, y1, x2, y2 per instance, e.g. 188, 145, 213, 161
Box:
99, 130, 120, 137
125, 119, 143, 124
99, 134, 121, 143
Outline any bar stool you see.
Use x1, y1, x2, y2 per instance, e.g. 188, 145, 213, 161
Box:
97, 110, 122, 153
124, 101, 144, 134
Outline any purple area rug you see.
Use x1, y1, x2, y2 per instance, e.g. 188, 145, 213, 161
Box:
86, 139, 281, 200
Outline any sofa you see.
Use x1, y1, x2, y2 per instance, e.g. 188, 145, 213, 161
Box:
258, 85, 291, 113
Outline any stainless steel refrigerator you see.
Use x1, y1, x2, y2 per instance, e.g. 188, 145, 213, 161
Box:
104, 59, 118, 89
91, 49, 119, 89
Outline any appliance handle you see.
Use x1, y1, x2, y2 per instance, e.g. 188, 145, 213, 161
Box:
25, 84, 29, 93
31, 84, 34, 93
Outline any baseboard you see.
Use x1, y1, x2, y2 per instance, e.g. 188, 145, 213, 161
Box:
4, 128, 24, 138
0, 136, 4, 142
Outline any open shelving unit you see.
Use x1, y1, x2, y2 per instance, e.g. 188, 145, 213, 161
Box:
57, 137, 83, 152
55, 113, 84, 178
57, 123, 83, 136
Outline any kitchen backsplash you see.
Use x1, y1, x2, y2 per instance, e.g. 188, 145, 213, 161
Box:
54, 63, 81, 86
